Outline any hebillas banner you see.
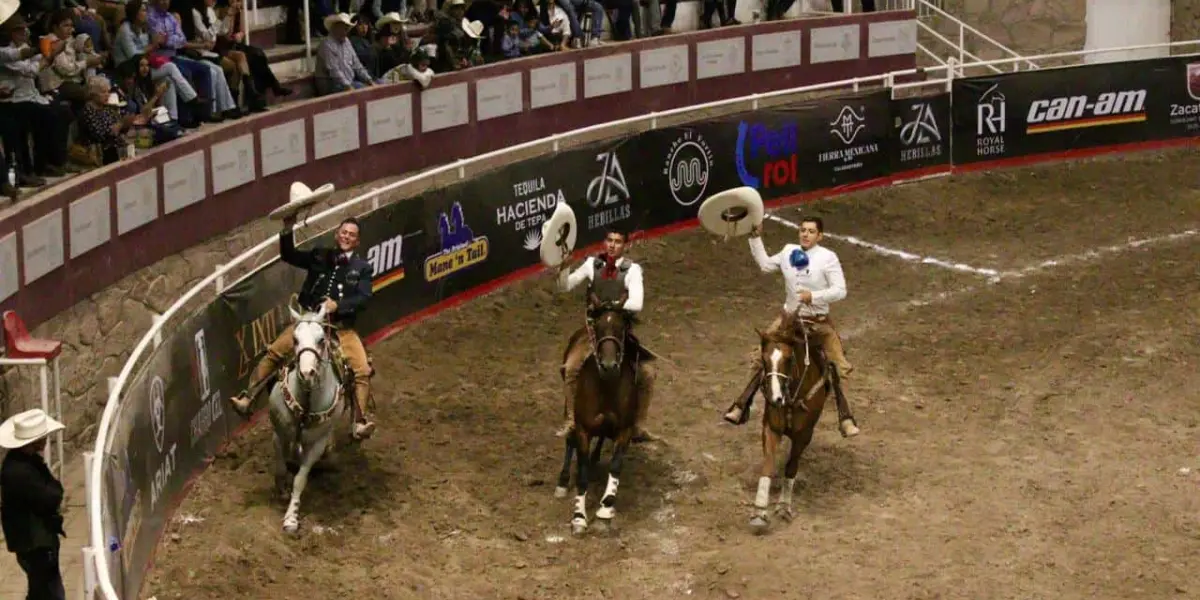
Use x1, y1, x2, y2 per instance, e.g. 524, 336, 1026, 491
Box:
950, 55, 1200, 165
890, 92, 952, 172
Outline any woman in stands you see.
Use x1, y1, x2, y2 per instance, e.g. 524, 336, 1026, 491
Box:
113, 0, 204, 127
188, 0, 290, 110
78, 75, 141, 164
114, 55, 185, 145
36, 9, 107, 105
0, 13, 73, 181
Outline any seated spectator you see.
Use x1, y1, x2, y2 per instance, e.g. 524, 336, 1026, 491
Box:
509, 1, 556, 53
556, 0, 602, 48
23, 0, 112, 52
313, 13, 376, 96
146, 0, 240, 120
78, 75, 140, 164
0, 13, 72, 181
530, 0, 571, 50
115, 55, 185, 145
113, 0, 203, 127
373, 12, 410, 76
36, 9, 106, 104
190, 0, 286, 111
382, 46, 431, 88
349, 15, 377, 75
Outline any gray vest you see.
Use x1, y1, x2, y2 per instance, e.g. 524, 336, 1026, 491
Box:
588, 256, 631, 304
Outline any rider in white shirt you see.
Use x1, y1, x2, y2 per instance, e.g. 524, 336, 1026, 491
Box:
557, 228, 657, 442
724, 216, 854, 425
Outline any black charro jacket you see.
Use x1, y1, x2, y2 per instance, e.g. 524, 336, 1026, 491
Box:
280, 229, 374, 327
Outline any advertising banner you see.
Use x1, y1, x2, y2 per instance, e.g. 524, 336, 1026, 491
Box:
890, 92, 952, 172
951, 56, 1198, 165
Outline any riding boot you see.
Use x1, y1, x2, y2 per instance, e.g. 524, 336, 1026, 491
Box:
230, 353, 284, 414
351, 379, 376, 440
724, 366, 763, 425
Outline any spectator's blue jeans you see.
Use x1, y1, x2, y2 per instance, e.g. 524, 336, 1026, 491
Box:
149, 62, 197, 119
558, 0, 604, 40
170, 55, 236, 113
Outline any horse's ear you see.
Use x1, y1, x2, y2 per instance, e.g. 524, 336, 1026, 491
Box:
754, 328, 767, 344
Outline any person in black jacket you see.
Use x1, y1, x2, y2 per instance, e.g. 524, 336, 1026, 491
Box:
1, 408, 68, 600
230, 215, 378, 440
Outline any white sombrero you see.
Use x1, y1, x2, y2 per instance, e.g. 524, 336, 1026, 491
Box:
323, 12, 356, 30
0, 408, 64, 449
539, 202, 578, 268
698, 186, 764, 237
376, 11, 408, 28
462, 18, 484, 39
0, 0, 18, 26
268, 181, 337, 221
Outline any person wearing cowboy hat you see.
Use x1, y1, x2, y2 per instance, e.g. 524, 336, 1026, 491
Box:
314, 12, 377, 96
0, 12, 75, 183
429, 0, 479, 71
382, 47, 433, 88
231, 184, 378, 441
1, 409, 68, 600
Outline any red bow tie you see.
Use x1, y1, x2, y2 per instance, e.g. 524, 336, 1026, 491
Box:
336, 255, 349, 266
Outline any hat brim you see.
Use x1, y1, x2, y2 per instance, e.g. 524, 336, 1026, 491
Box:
698, 186, 764, 237
269, 183, 336, 221
0, 0, 19, 26
539, 203, 578, 268
0, 416, 64, 449
323, 14, 356, 29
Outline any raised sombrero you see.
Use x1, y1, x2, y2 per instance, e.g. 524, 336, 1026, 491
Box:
268, 181, 337, 222
698, 186, 764, 237
539, 202, 577, 268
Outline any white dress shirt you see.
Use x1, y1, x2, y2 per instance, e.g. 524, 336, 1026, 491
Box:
558, 256, 644, 312
749, 237, 846, 317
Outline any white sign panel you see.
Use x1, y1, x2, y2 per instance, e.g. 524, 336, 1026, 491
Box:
810, 24, 860, 63
0, 233, 17, 302
260, 119, 307, 177
313, 105, 360, 160
529, 63, 576, 109
476, 73, 523, 121
639, 45, 689, 89
696, 38, 745, 80
752, 31, 802, 72
868, 20, 917, 57
21, 209, 63, 285
162, 151, 206, 214
421, 82, 469, 133
116, 169, 159, 236
366, 94, 414, 145
210, 134, 255, 195
584, 53, 633, 99
69, 188, 111, 259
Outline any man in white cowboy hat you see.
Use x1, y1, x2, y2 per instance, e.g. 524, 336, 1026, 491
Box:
723, 215, 857, 430
314, 12, 377, 96
430, 0, 482, 71
556, 226, 660, 443
1, 408, 68, 600
231, 184, 379, 440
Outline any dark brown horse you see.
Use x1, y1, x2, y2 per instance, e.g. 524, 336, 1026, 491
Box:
748, 311, 857, 535
554, 300, 647, 535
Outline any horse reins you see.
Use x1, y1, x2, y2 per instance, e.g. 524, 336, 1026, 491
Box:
762, 315, 823, 411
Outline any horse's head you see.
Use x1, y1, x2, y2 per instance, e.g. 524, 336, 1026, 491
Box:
588, 301, 634, 377
289, 304, 330, 385
756, 314, 804, 406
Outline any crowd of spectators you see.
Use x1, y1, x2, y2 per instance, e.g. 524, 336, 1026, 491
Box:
0, 0, 291, 201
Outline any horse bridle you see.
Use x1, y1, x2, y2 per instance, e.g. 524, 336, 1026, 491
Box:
586, 302, 628, 369
291, 318, 335, 387
761, 317, 815, 408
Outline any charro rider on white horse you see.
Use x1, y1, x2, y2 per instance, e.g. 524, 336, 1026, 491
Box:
724, 215, 857, 429
557, 227, 659, 443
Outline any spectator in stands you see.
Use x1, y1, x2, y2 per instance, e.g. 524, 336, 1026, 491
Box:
382, 44, 430, 86
699, 0, 727, 29
36, 9, 106, 104
115, 55, 185, 144
556, 0, 602, 48
188, 0, 274, 112
21, 0, 111, 51
831, 0, 874, 12
1, 409, 68, 600
530, 0, 569, 49
348, 15, 377, 75
364, 0, 408, 29
78, 74, 141, 163
146, 0, 241, 120
313, 12, 376, 95
114, 0, 203, 127
0, 13, 72, 180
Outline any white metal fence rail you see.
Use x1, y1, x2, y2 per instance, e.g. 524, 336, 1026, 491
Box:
85, 39, 1200, 600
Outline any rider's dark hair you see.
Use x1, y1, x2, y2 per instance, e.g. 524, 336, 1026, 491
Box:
339, 217, 361, 231
604, 227, 631, 242
799, 216, 824, 233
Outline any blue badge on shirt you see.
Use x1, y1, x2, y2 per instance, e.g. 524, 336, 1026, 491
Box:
789, 248, 809, 269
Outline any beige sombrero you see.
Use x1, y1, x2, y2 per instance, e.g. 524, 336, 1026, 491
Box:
0, 0, 19, 26
376, 11, 408, 28
323, 12, 356, 30
0, 409, 64, 449
269, 181, 337, 221
461, 18, 484, 39
698, 186, 764, 237
539, 202, 578, 268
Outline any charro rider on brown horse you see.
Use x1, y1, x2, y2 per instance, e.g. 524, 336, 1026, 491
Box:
230, 215, 379, 441
724, 216, 857, 433
557, 227, 659, 443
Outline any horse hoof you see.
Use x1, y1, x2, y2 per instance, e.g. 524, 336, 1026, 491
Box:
774, 506, 794, 523
571, 519, 588, 536
282, 521, 299, 535
839, 419, 860, 438
595, 506, 615, 520
749, 515, 769, 535
554, 486, 569, 499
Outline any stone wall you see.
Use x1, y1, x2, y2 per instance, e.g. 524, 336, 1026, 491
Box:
1172, 1, 1200, 44
924, 0, 1087, 66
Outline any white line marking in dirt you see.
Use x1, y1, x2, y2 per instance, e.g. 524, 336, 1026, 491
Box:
996, 229, 1200, 279
765, 213, 1003, 280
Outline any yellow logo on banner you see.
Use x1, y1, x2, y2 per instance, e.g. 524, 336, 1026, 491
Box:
424, 201, 490, 281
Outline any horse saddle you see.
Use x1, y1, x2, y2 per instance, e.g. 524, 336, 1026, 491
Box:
565, 326, 658, 363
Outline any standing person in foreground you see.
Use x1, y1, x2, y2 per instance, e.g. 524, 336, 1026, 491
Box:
1, 408, 68, 600
557, 227, 659, 443
230, 214, 378, 440
723, 216, 859, 436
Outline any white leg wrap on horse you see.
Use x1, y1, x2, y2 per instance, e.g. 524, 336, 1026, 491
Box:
754, 476, 771, 509
596, 475, 619, 519
573, 494, 587, 516
781, 477, 796, 505
603, 475, 619, 500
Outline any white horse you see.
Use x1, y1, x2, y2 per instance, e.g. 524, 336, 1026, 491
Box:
268, 303, 349, 534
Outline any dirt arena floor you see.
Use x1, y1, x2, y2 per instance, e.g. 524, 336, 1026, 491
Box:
143, 147, 1200, 600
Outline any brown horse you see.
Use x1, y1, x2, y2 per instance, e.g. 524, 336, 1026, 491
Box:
553, 301, 647, 535
748, 311, 857, 535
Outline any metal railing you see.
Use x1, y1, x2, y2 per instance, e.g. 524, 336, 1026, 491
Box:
85, 39, 1200, 600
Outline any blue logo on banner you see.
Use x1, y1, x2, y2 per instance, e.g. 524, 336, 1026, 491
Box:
424, 202, 489, 281
735, 121, 800, 190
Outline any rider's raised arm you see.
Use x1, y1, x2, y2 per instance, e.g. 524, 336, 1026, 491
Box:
557, 259, 594, 293
336, 262, 374, 319
748, 236, 782, 273
812, 252, 847, 304
279, 225, 316, 269
622, 263, 644, 313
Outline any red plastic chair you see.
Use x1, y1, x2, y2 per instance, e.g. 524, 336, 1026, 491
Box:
2, 310, 62, 360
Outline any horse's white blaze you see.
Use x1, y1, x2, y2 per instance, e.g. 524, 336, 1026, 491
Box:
781, 477, 796, 506
755, 476, 771, 509
294, 322, 322, 378
768, 347, 784, 401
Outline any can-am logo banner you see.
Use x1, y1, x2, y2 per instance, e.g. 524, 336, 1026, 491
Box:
952, 55, 1192, 165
